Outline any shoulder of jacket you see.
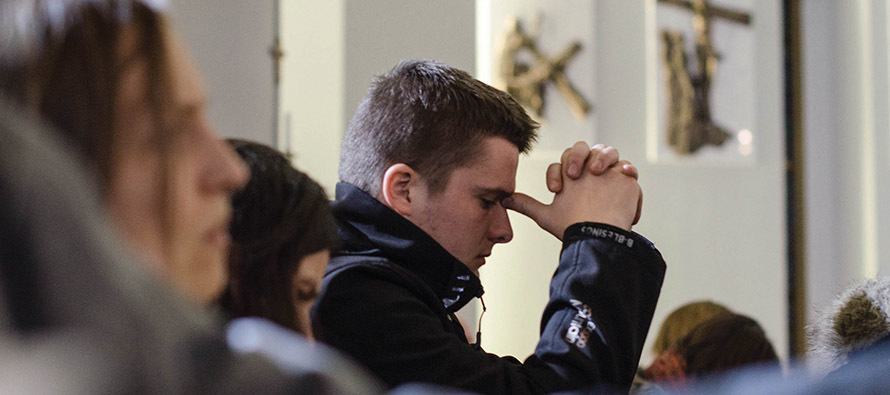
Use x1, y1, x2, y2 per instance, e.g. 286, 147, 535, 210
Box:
323, 255, 445, 312
327, 255, 401, 279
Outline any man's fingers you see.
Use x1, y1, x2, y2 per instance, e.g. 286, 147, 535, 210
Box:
504, 193, 565, 239
588, 145, 619, 175
633, 189, 643, 226
546, 163, 562, 193
560, 141, 590, 178
620, 161, 639, 180
502, 192, 547, 223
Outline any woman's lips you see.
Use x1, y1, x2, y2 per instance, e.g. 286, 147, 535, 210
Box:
205, 220, 231, 249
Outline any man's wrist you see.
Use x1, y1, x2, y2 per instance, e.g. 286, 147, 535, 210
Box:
563, 222, 652, 250
584, 215, 632, 232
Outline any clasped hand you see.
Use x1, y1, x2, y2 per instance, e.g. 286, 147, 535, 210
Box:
503, 142, 643, 240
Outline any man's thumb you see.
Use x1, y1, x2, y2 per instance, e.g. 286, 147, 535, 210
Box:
502, 192, 547, 222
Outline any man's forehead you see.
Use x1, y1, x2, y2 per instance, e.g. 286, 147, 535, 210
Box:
437, 136, 519, 195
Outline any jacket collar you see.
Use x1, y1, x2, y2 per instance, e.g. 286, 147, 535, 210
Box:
330, 182, 483, 312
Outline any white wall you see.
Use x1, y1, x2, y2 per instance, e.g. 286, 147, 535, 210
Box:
803, 0, 890, 333
802, 0, 842, 318
166, 0, 276, 145
344, 1, 476, 130
279, 0, 346, 194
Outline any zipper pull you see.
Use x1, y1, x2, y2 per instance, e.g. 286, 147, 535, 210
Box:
474, 297, 487, 350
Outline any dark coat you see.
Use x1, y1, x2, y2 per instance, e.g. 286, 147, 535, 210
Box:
313, 183, 667, 394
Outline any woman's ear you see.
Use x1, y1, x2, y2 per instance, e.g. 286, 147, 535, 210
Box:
380, 163, 417, 216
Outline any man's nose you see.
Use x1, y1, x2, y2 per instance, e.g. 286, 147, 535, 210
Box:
489, 204, 513, 244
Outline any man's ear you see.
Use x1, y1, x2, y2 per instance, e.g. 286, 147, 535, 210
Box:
380, 163, 417, 216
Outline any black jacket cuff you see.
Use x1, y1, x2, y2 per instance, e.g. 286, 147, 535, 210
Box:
563, 222, 656, 251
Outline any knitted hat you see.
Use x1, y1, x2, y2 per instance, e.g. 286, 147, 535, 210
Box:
807, 277, 890, 375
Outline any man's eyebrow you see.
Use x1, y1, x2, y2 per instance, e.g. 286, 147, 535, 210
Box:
476, 187, 513, 200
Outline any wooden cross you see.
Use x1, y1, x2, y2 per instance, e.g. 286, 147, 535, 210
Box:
268, 37, 295, 160
659, 0, 751, 25
269, 37, 285, 85
499, 17, 592, 121
658, 0, 752, 155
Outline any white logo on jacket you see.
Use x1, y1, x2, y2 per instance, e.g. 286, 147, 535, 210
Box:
564, 299, 597, 349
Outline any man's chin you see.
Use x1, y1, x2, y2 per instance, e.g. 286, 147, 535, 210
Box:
464, 257, 486, 277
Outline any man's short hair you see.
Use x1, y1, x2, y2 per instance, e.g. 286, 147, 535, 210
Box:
339, 59, 539, 195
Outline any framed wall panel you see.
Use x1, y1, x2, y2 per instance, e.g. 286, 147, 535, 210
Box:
649, 0, 759, 164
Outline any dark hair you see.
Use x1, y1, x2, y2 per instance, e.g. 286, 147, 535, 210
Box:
0, 0, 173, 191
675, 313, 779, 378
338, 59, 539, 195
220, 139, 338, 334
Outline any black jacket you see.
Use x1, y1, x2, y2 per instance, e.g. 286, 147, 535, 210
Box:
313, 183, 667, 394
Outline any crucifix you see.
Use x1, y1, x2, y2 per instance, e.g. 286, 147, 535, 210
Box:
659, 0, 751, 155
499, 17, 592, 121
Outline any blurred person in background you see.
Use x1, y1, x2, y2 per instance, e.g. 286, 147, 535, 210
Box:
677, 279, 890, 395
632, 300, 733, 392
220, 139, 337, 339
650, 300, 733, 358
636, 312, 779, 393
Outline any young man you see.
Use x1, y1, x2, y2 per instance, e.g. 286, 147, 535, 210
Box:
312, 60, 666, 394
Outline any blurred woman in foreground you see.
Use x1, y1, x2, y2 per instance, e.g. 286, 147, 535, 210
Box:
0, 0, 248, 303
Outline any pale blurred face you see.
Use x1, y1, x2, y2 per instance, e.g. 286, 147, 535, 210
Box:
410, 137, 518, 275
292, 249, 330, 339
107, 25, 249, 303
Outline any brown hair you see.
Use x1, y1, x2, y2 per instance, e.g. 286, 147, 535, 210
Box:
653, 300, 732, 355
221, 139, 338, 334
675, 313, 779, 378
0, 0, 173, 192
338, 59, 539, 196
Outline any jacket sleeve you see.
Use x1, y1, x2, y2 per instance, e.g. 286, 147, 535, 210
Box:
528, 222, 666, 392
313, 222, 665, 394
